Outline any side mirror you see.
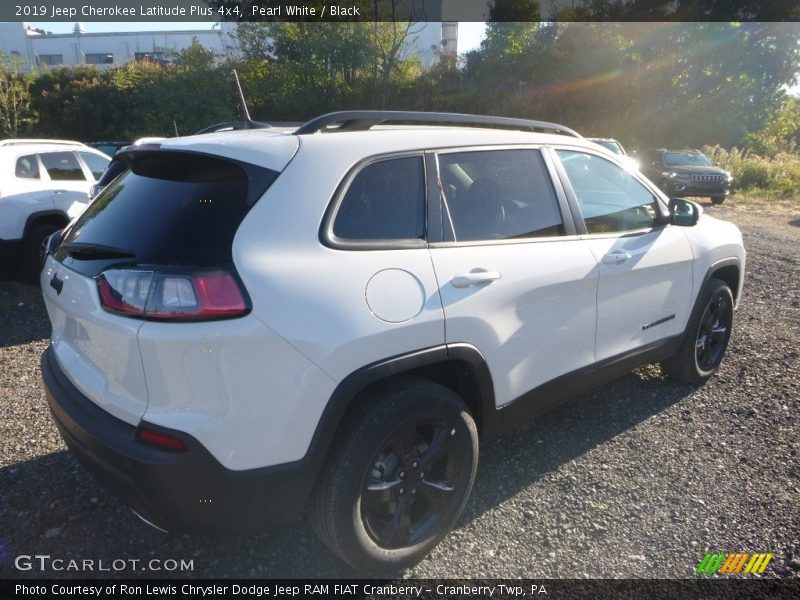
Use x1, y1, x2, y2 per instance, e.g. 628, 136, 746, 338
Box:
669, 198, 702, 227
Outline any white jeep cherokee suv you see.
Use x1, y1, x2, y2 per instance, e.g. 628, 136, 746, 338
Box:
40, 112, 745, 573
0, 139, 110, 278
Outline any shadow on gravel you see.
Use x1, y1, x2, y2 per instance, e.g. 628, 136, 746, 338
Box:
466, 370, 693, 520
0, 367, 694, 578
0, 274, 50, 348
790, 218, 800, 228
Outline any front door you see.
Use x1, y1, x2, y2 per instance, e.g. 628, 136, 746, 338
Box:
428, 148, 599, 408
552, 148, 694, 361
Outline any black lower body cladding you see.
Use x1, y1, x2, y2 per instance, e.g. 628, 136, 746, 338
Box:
40, 346, 316, 534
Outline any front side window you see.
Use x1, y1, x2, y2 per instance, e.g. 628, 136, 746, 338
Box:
78, 152, 111, 180
15, 154, 39, 179
556, 150, 659, 234
332, 156, 425, 241
40, 152, 86, 181
438, 149, 564, 242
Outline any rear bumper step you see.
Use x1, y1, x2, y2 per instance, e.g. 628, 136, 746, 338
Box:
41, 345, 316, 534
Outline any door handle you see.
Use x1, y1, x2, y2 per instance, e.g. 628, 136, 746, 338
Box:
451, 270, 502, 288
53, 190, 70, 194
602, 252, 632, 265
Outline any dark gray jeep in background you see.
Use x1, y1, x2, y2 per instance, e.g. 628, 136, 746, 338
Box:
642, 148, 733, 204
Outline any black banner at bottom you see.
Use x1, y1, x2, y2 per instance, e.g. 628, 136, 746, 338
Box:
3, 579, 800, 600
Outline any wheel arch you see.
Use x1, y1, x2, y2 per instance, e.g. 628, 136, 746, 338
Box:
305, 344, 496, 475
23, 210, 69, 241
703, 258, 742, 305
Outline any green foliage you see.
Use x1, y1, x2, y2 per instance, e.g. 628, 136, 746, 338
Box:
0, 53, 38, 137
704, 145, 800, 196
744, 97, 800, 157
14, 20, 800, 203
28, 41, 237, 140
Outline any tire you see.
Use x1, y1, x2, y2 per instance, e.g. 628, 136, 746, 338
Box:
710, 195, 726, 205
22, 223, 60, 282
662, 278, 734, 384
311, 378, 479, 574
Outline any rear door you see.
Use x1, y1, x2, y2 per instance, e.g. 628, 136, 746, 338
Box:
552, 148, 694, 361
39, 151, 93, 221
0, 153, 52, 240
428, 147, 599, 408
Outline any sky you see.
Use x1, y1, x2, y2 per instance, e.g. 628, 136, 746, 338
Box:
36, 21, 488, 53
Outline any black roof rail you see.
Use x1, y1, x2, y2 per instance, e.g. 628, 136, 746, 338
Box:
295, 110, 582, 138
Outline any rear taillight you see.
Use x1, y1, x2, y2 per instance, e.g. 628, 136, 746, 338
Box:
97, 268, 249, 321
136, 426, 188, 452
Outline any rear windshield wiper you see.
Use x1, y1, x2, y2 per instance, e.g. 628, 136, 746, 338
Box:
60, 242, 136, 259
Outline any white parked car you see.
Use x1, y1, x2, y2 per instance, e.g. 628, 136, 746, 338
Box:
0, 139, 110, 278
39, 112, 745, 573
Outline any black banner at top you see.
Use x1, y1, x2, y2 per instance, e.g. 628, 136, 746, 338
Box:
3, 0, 800, 23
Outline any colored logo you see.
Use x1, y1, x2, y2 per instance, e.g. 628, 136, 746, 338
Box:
696, 552, 774, 575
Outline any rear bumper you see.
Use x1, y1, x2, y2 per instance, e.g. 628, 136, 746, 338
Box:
41, 346, 316, 534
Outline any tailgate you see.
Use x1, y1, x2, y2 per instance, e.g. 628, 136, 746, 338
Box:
41, 256, 148, 425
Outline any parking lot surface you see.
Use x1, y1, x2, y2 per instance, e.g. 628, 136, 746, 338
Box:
1, 202, 798, 578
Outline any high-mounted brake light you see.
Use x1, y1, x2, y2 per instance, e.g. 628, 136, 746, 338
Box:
97, 269, 249, 321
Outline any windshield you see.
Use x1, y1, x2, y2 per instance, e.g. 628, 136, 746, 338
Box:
664, 152, 713, 167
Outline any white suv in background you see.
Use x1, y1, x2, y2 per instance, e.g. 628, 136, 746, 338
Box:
0, 139, 110, 278
39, 112, 745, 573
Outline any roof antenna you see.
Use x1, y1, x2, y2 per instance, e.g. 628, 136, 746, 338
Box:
233, 69, 263, 130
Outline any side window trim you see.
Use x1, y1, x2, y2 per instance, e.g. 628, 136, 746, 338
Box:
539, 147, 579, 237
424, 152, 444, 244
432, 145, 575, 245
319, 151, 429, 251
543, 146, 588, 235
36, 154, 51, 182
549, 145, 671, 237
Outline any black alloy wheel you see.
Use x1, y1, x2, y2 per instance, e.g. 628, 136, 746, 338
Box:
311, 378, 478, 573
361, 420, 461, 549
695, 291, 733, 372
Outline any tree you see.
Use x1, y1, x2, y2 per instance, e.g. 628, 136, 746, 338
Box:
0, 53, 37, 137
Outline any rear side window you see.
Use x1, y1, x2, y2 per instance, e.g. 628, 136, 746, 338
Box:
438, 149, 564, 242
40, 151, 86, 181
78, 151, 111, 180
332, 156, 425, 241
57, 152, 278, 270
15, 155, 39, 179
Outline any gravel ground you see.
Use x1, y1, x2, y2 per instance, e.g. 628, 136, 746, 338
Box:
1, 201, 798, 579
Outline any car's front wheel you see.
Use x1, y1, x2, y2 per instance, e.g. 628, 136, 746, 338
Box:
311, 378, 478, 574
662, 278, 734, 384
711, 195, 726, 205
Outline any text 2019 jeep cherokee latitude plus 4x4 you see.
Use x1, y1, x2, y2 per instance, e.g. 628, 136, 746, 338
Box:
40, 111, 745, 573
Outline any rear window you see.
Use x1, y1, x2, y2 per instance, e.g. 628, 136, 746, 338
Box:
332, 156, 425, 241
57, 152, 278, 271
15, 154, 39, 179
